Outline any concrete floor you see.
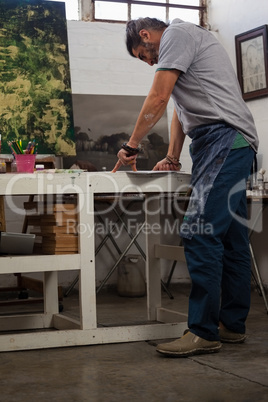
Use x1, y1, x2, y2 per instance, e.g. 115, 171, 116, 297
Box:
0, 284, 268, 402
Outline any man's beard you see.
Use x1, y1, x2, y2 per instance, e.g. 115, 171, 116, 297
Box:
143, 42, 158, 64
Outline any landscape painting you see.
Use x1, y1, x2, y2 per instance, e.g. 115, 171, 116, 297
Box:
0, 0, 75, 155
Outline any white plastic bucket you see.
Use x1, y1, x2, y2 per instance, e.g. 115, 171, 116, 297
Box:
117, 254, 146, 297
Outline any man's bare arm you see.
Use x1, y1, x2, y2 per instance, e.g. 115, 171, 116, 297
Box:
113, 69, 180, 171
153, 109, 185, 171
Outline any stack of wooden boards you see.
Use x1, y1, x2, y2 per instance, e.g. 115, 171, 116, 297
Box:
24, 197, 78, 254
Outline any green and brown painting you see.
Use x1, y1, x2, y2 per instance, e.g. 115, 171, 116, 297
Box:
0, 0, 75, 155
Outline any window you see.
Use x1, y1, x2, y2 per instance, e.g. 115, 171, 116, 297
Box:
92, 0, 206, 26
44, 1, 206, 25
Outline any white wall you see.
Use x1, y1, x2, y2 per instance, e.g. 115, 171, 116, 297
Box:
68, 21, 152, 96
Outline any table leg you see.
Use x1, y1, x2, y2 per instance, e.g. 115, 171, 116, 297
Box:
145, 194, 162, 321
79, 190, 97, 329
43, 271, 59, 314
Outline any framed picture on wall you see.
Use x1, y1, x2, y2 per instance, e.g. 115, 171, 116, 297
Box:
235, 25, 268, 101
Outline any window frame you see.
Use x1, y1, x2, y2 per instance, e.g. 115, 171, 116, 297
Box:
82, 0, 207, 26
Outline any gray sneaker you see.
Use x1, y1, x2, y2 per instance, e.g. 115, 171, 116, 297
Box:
156, 331, 222, 357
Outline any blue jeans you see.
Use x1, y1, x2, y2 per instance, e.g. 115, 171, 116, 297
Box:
183, 146, 255, 341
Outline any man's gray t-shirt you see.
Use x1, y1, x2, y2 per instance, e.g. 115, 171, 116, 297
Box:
157, 19, 259, 151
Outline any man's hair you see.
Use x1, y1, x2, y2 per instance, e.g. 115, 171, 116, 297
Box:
126, 18, 169, 57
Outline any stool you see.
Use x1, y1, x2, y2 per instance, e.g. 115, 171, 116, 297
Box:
247, 195, 268, 314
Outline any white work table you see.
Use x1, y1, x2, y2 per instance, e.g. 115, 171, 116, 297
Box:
0, 171, 191, 352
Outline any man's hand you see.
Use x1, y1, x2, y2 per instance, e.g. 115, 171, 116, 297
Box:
111, 149, 138, 172
152, 157, 181, 171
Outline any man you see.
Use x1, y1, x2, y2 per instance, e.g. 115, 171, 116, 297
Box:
112, 18, 258, 357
